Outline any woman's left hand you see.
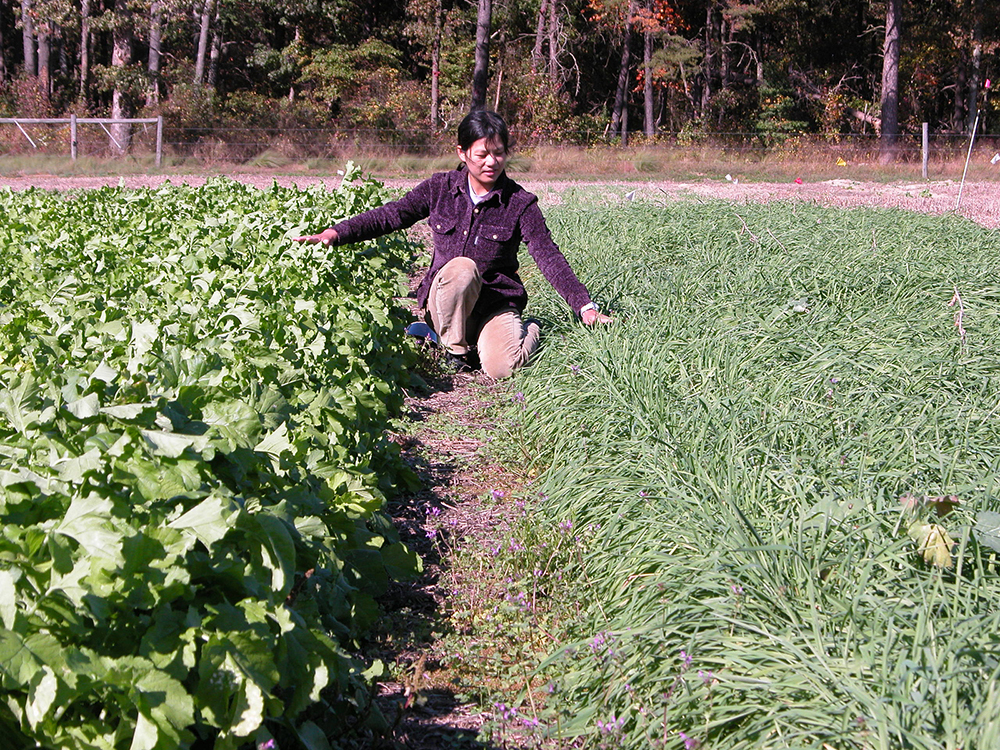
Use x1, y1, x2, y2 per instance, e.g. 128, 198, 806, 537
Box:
582, 308, 612, 325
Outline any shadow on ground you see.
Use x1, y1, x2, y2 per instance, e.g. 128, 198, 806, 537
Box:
363, 364, 507, 749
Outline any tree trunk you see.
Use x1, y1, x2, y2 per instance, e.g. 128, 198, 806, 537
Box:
110, 23, 134, 156
207, 3, 222, 90
0, 13, 6, 82
699, 4, 713, 119
37, 20, 50, 99
147, 0, 163, 107
194, 0, 215, 86
431, 0, 443, 127
952, 61, 966, 133
531, 0, 548, 74
643, 27, 654, 136
878, 0, 901, 163
80, 0, 91, 108
965, 0, 982, 134
720, 12, 730, 87
21, 0, 36, 77
470, 0, 492, 110
547, 0, 558, 85
610, 0, 636, 139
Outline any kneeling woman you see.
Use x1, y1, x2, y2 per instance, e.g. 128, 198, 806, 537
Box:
294, 110, 611, 379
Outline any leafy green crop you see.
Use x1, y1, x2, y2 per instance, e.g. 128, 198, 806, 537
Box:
0, 172, 420, 749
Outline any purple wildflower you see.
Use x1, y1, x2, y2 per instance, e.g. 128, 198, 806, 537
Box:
678, 731, 701, 750
494, 702, 518, 721
680, 651, 693, 669
596, 715, 626, 735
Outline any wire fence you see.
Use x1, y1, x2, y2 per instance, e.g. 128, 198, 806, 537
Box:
1, 119, 998, 166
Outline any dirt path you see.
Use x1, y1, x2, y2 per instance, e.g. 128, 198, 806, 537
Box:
372, 364, 525, 749
5, 173, 999, 227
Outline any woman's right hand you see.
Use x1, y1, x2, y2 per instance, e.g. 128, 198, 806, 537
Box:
293, 228, 339, 245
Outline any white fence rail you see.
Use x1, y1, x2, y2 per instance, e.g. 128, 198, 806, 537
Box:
0, 116, 164, 166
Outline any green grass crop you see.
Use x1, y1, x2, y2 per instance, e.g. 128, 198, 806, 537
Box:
483, 198, 1000, 749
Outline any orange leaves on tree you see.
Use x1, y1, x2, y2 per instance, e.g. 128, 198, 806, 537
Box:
585, 0, 682, 34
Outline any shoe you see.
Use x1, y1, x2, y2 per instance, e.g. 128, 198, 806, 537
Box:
442, 351, 474, 373
406, 322, 439, 345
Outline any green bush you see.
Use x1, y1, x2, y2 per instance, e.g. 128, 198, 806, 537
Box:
0, 171, 420, 748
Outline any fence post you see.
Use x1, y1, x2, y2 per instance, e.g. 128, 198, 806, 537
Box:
922, 122, 929, 179
71, 114, 78, 161
156, 115, 163, 168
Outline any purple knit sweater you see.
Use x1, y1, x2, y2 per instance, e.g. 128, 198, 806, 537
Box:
330, 168, 593, 317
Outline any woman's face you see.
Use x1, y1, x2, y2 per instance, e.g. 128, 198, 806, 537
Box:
458, 136, 507, 195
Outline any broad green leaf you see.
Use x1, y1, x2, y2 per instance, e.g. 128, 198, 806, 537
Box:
295, 721, 332, 750
253, 422, 293, 458
54, 493, 124, 565
55, 448, 104, 484
380, 541, 422, 581
0, 628, 65, 686
974, 511, 1000, 553
0, 568, 18, 630
140, 429, 199, 459
102, 403, 157, 421
202, 399, 262, 450
253, 513, 296, 593
65, 392, 101, 420
90, 361, 118, 384
0, 375, 40, 434
134, 668, 196, 738
168, 494, 240, 549
128, 712, 158, 750
128, 321, 160, 375
24, 665, 59, 729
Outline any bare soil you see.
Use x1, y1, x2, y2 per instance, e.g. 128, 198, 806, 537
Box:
12, 172, 998, 748
4, 173, 999, 227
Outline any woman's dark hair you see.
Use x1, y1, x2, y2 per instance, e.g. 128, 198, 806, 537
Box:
457, 110, 510, 152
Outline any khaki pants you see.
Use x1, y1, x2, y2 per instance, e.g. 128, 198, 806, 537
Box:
426, 257, 540, 379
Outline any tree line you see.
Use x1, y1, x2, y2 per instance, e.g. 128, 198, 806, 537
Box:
3, 0, 997, 157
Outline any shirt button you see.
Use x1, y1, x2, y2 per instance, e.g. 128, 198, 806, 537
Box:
436, 223, 441, 229
463, 230, 468, 235
492, 235, 498, 239
474, 208, 480, 214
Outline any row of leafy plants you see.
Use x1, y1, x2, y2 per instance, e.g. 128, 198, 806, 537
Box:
0, 172, 422, 749
469, 193, 1000, 749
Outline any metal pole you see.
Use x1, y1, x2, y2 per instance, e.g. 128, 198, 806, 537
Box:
156, 116, 163, 168
71, 114, 78, 161
14, 121, 38, 149
957, 78, 991, 210
921, 122, 928, 180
